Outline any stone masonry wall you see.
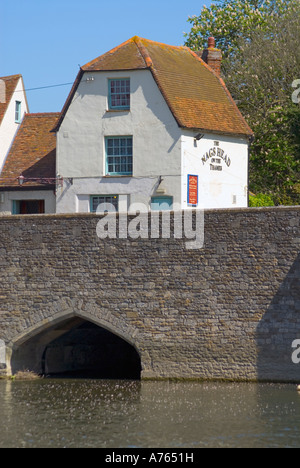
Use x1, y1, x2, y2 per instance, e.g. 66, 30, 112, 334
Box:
0, 207, 300, 381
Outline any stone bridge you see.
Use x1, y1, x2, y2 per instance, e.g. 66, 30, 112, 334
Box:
0, 207, 300, 381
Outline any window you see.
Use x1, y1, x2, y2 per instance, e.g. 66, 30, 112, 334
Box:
109, 79, 130, 110
90, 195, 118, 213
106, 136, 133, 176
15, 101, 21, 123
151, 196, 173, 211
12, 200, 45, 215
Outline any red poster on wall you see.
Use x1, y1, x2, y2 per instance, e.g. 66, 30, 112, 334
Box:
188, 175, 198, 206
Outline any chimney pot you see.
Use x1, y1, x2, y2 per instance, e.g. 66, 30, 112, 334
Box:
201, 37, 222, 77
208, 37, 216, 49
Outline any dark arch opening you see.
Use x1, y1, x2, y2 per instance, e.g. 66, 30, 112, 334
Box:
11, 317, 141, 380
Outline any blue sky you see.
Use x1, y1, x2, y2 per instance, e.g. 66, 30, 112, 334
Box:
0, 0, 211, 113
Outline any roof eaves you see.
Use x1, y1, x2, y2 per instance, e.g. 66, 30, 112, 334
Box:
0, 184, 56, 192
182, 125, 254, 139
149, 66, 186, 129
217, 76, 254, 137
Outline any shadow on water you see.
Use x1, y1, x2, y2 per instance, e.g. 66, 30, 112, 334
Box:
256, 253, 300, 382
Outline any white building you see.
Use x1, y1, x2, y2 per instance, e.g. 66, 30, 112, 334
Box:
0, 75, 29, 173
53, 36, 253, 214
0, 39, 253, 216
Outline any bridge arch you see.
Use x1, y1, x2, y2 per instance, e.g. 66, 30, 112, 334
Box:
7, 310, 143, 379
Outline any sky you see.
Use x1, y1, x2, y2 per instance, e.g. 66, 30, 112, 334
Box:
0, 0, 212, 114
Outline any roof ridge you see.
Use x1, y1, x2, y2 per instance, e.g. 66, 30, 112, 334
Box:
0, 74, 22, 80
133, 37, 153, 68
134, 36, 187, 51
82, 36, 187, 72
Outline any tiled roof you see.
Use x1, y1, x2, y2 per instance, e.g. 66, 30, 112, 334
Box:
0, 113, 59, 189
54, 37, 253, 137
82, 39, 148, 71
0, 75, 22, 126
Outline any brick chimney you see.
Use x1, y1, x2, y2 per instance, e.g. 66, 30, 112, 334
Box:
200, 37, 222, 77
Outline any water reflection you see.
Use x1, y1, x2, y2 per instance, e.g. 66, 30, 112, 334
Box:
1, 380, 300, 448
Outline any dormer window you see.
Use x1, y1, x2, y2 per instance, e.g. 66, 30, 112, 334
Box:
108, 79, 130, 110
15, 101, 21, 123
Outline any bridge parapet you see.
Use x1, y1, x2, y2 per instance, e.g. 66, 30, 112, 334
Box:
0, 207, 299, 381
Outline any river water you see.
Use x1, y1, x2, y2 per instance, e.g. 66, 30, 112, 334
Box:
1, 379, 300, 448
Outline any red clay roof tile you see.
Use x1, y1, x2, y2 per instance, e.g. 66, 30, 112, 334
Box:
0, 113, 59, 189
82, 38, 148, 71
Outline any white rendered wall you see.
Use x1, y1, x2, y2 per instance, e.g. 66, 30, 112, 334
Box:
56, 69, 182, 213
0, 190, 56, 215
0, 77, 28, 172
181, 132, 249, 209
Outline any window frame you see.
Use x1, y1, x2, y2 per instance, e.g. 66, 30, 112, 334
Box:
105, 136, 133, 176
90, 195, 119, 213
108, 78, 130, 110
15, 101, 22, 123
12, 199, 45, 215
151, 196, 173, 211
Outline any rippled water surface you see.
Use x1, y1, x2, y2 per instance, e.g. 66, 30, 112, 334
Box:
1, 380, 300, 448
